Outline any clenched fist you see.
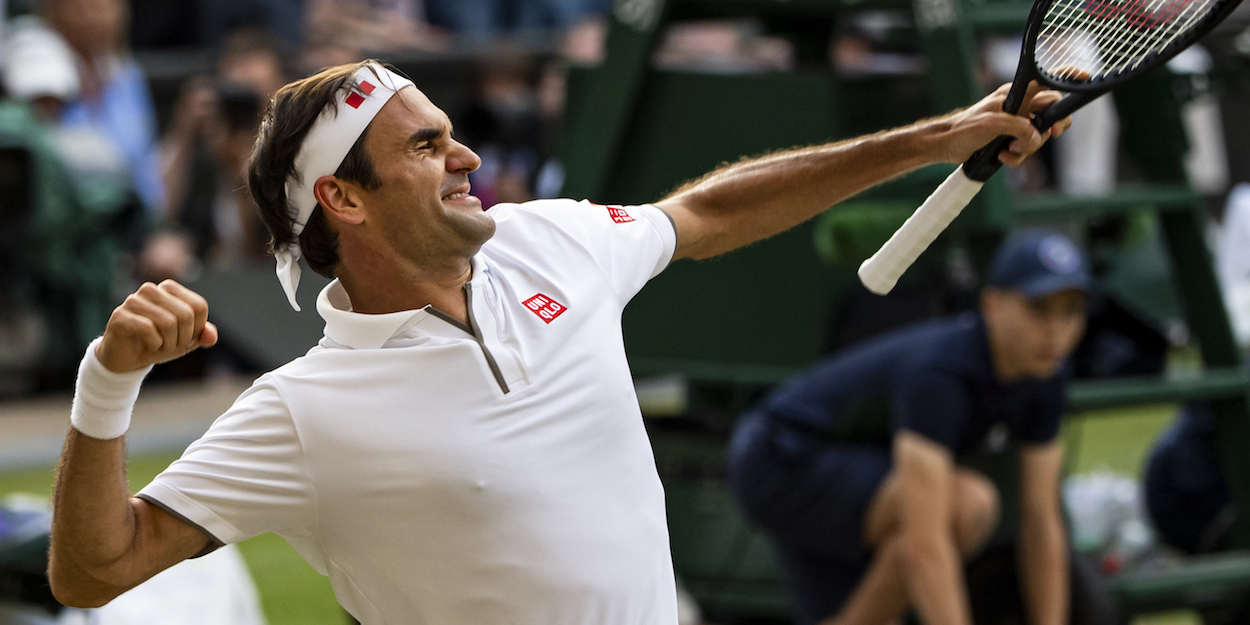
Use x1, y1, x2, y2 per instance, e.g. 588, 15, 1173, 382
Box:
96, 280, 219, 374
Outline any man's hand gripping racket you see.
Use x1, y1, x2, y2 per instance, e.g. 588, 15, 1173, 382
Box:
858, 0, 1243, 294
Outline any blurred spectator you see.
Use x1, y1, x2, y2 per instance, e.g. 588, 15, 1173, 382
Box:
2, 15, 78, 117
0, 15, 139, 390
652, 19, 794, 73
296, 33, 362, 77
41, 0, 166, 215
216, 27, 292, 98
831, 11, 924, 77
1145, 402, 1233, 554
425, 0, 610, 39
162, 29, 288, 220
532, 59, 569, 198
461, 55, 543, 207
201, 0, 303, 48
128, 0, 203, 48
0, 0, 7, 57
1214, 183, 1250, 350
150, 29, 288, 281
303, 0, 448, 57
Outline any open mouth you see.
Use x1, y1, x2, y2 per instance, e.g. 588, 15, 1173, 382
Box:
442, 185, 472, 201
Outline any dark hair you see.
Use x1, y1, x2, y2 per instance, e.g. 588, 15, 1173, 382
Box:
247, 61, 387, 277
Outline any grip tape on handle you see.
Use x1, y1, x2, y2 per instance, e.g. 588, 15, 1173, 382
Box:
858, 168, 985, 295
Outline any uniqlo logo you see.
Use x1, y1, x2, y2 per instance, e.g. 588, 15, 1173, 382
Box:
523, 294, 567, 324
605, 205, 635, 223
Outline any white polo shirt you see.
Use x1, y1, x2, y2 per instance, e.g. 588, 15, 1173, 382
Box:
137, 199, 680, 625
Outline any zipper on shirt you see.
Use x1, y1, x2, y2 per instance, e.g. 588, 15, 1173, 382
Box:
464, 283, 513, 395
424, 276, 530, 396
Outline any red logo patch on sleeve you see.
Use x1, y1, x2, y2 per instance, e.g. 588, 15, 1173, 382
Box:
359, 80, 376, 95
345, 92, 365, 109
522, 294, 567, 324
605, 205, 635, 223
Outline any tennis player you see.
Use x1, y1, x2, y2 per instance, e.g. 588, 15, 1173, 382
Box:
729, 230, 1092, 625
48, 61, 1069, 623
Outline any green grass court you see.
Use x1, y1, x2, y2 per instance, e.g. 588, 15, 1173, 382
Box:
0, 455, 342, 625
0, 403, 1203, 624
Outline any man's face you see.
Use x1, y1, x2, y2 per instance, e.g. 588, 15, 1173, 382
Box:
354, 86, 492, 263
218, 52, 286, 101
51, 0, 124, 57
983, 288, 1087, 380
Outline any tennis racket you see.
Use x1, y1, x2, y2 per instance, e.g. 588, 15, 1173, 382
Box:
858, 0, 1243, 295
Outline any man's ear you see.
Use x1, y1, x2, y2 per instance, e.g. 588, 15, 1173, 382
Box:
312, 175, 366, 225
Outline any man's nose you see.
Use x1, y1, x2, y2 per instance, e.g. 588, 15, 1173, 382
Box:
447, 140, 482, 174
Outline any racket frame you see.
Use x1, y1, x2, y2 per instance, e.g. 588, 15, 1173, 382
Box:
962, 0, 1243, 181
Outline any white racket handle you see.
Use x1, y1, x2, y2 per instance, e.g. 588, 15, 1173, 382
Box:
858, 168, 984, 295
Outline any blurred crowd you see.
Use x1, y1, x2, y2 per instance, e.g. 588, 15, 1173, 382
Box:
0, 0, 1248, 399
0, 0, 616, 392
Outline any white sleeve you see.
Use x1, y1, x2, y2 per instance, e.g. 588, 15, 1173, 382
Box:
500, 199, 677, 301
136, 376, 313, 545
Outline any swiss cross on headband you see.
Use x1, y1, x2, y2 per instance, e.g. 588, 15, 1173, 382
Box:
345, 80, 375, 109
275, 63, 414, 311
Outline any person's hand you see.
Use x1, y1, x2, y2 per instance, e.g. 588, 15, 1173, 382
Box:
136, 231, 198, 283
935, 81, 1074, 166
167, 77, 218, 143
96, 281, 218, 374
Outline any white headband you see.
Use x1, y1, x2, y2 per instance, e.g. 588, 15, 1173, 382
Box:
276, 63, 415, 311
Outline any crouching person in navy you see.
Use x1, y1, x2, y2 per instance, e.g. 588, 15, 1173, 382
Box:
729, 231, 1094, 625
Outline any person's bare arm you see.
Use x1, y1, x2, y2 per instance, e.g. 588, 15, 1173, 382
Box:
1018, 441, 1069, 625
49, 280, 220, 608
895, 431, 973, 625
656, 82, 1070, 261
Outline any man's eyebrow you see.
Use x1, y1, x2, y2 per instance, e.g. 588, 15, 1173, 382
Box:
408, 128, 443, 144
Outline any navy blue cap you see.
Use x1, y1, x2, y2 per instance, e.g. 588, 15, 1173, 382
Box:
987, 230, 1093, 298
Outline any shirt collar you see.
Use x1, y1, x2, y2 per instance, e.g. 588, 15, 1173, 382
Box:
316, 280, 428, 349
315, 259, 492, 350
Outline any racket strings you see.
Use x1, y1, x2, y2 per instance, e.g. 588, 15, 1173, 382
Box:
1040, 0, 1195, 77
1035, 0, 1216, 82
1041, 0, 1176, 75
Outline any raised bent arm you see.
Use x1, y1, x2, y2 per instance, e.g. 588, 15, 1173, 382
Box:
49, 280, 220, 608
1017, 441, 1069, 625
50, 432, 216, 607
655, 82, 1071, 261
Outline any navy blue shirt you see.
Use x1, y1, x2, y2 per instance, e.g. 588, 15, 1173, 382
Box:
760, 313, 1066, 455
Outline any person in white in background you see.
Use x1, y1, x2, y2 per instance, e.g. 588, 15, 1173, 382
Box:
83, 543, 265, 625
1215, 183, 1250, 350
46, 60, 1068, 624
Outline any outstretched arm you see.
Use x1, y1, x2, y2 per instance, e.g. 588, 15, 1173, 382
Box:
656, 82, 1070, 261
49, 280, 220, 608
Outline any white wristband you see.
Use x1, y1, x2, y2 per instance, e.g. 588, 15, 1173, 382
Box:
70, 338, 152, 440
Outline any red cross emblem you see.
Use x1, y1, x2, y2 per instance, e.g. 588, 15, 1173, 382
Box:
345, 81, 375, 109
